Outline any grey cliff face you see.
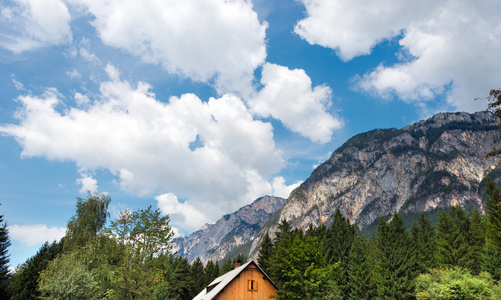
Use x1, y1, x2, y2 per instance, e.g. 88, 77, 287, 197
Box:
173, 195, 285, 263
248, 111, 501, 258
176, 111, 501, 263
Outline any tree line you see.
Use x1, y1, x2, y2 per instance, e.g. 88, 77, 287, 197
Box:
256, 177, 501, 299
0, 176, 500, 299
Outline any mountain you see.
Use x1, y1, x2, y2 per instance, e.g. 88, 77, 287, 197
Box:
177, 111, 501, 262
246, 111, 501, 258
173, 195, 285, 263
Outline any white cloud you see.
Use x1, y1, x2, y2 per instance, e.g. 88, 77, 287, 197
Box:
271, 176, 301, 199
67, 69, 81, 79
10, 224, 66, 246
0, 0, 72, 53
250, 63, 343, 143
76, 169, 98, 193
12, 79, 24, 90
70, 0, 267, 96
156, 193, 209, 234
0, 66, 285, 224
295, 0, 501, 111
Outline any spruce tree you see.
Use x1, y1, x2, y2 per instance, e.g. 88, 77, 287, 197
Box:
325, 209, 356, 298
0, 211, 10, 299
468, 209, 485, 274
374, 213, 414, 299
257, 231, 273, 274
485, 177, 501, 251
436, 209, 469, 267
203, 260, 219, 287
191, 257, 205, 296
347, 234, 373, 299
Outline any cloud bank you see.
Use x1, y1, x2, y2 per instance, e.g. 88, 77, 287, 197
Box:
71, 0, 267, 96
10, 224, 66, 246
295, 0, 501, 111
0, 65, 294, 223
0, 0, 72, 52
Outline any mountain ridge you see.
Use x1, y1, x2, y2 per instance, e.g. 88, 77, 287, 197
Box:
177, 111, 501, 263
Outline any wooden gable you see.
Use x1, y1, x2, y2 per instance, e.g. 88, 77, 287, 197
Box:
192, 260, 277, 300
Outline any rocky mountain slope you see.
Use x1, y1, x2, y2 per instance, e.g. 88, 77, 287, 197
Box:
246, 111, 501, 258
173, 195, 285, 263
177, 111, 501, 262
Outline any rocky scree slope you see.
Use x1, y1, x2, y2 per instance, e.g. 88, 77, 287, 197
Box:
173, 195, 285, 263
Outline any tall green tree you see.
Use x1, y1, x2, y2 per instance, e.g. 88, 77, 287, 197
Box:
257, 231, 273, 274
325, 209, 356, 297
65, 193, 111, 251
203, 260, 219, 288
0, 210, 11, 299
436, 209, 469, 268
11, 241, 63, 300
104, 206, 174, 299
269, 233, 337, 300
191, 257, 205, 296
485, 177, 501, 251
374, 213, 414, 299
38, 251, 103, 300
347, 234, 373, 300
414, 213, 437, 273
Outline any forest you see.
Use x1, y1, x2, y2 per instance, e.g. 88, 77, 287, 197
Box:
0, 174, 498, 299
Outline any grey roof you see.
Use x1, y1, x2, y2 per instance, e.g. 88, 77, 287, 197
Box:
192, 260, 276, 300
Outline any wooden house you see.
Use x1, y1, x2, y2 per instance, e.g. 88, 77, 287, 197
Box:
192, 260, 278, 300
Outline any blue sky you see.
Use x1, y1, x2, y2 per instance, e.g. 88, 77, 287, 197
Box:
1, 0, 500, 269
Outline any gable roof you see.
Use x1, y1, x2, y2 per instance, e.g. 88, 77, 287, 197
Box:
192, 260, 277, 300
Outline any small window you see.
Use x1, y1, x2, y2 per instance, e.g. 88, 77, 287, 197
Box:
248, 280, 258, 291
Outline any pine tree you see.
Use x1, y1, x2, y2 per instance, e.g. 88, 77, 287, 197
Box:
482, 242, 501, 281
468, 209, 485, 274
411, 213, 436, 274
436, 209, 469, 268
203, 260, 219, 287
0, 211, 10, 299
257, 232, 273, 274
374, 213, 414, 299
191, 257, 205, 296
485, 177, 501, 251
347, 234, 373, 299
325, 208, 356, 298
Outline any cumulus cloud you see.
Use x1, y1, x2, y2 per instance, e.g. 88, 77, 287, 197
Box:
295, 0, 501, 111
76, 169, 98, 193
70, 0, 267, 96
0, 65, 285, 223
10, 224, 66, 246
250, 63, 343, 143
156, 193, 209, 234
0, 0, 72, 53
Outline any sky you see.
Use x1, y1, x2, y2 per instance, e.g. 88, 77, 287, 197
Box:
1, 0, 500, 269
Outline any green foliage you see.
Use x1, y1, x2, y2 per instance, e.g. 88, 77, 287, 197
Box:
415, 268, 499, 299
347, 234, 374, 299
104, 205, 174, 299
0, 210, 11, 299
38, 251, 103, 300
11, 240, 63, 300
270, 233, 338, 300
482, 242, 501, 282
65, 193, 111, 251
374, 213, 415, 299
485, 177, 501, 251
325, 209, 356, 298
191, 257, 205, 296
203, 260, 219, 288
258, 231, 273, 274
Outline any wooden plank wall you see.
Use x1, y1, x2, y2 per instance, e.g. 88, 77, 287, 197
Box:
214, 265, 277, 300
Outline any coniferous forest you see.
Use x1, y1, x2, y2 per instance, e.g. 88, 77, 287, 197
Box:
0, 175, 498, 299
